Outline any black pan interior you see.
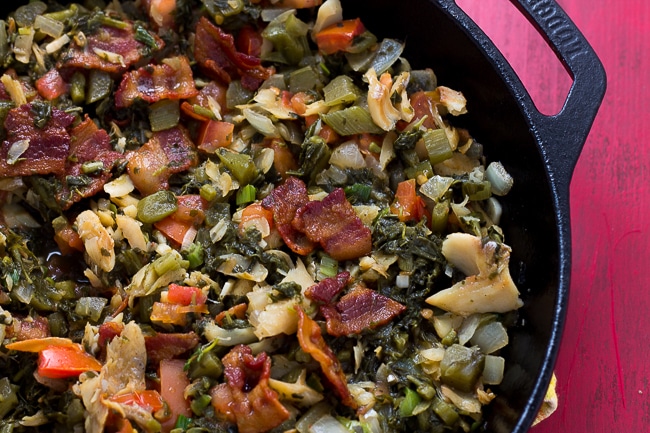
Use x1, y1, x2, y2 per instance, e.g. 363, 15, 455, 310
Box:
0, 1, 562, 432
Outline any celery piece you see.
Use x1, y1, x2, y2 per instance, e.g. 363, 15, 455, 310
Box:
404, 160, 434, 181
75, 297, 108, 322
236, 184, 257, 205
200, 183, 218, 202
86, 70, 112, 104
289, 66, 321, 93
321, 106, 384, 135
70, 72, 86, 105
137, 190, 178, 224
184, 243, 204, 270
149, 99, 180, 132
217, 149, 259, 186
152, 251, 185, 276
432, 396, 459, 426
440, 344, 485, 393
319, 254, 339, 278
462, 180, 491, 201
430, 201, 449, 233
262, 12, 310, 65
399, 387, 422, 418
423, 129, 453, 165
323, 75, 361, 107
0, 377, 19, 419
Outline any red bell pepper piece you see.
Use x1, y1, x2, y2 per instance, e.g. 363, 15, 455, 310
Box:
314, 18, 366, 55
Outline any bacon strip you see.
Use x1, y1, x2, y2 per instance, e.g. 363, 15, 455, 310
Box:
293, 188, 372, 261
320, 286, 406, 337
296, 307, 357, 409
127, 126, 197, 196
194, 17, 274, 91
261, 177, 315, 255
144, 332, 200, 365
210, 345, 290, 433
305, 271, 350, 304
57, 117, 123, 209
114, 56, 198, 108
0, 103, 74, 177
59, 23, 164, 74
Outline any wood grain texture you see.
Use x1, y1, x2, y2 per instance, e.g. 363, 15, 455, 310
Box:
458, 0, 649, 431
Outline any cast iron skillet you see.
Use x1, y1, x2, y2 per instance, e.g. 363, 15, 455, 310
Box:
0, 0, 605, 432
340, 0, 606, 431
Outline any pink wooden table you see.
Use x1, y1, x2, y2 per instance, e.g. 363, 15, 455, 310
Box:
458, 0, 649, 431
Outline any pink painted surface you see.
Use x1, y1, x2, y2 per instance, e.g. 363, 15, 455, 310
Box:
458, 0, 650, 431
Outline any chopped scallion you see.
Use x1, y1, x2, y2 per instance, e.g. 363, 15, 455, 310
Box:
319, 254, 339, 278
398, 387, 421, 418
236, 184, 257, 205
423, 129, 453, 165
149, 99, 180, 132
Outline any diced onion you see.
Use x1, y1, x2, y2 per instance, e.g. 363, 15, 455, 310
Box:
457, 314, 482, 345
2, 203, 41, 228
420, 175, 455, 202
6, 140, 30, 166
14, 29, 35, 64
485, 161, 514, 196
13, 284, 34, 304
309, 414, 350, 433
103, 174, 135, 198
395, 273, 409, 288
483, 355, 505, 385
312, 0, 342, 35
243, 108, 280, 137
295, 402, 332, 433
470, 321, 509, 354
0, 75, 26, 106
485, 197, 503, 225
328, 141, 366, 169
45, 34, 70, 54
34, 15, 65, 38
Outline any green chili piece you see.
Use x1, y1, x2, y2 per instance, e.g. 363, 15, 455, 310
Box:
190, 394, 213, 416
399, 387, 422, 418
319, 254, 339, 278
187, 350, 224, 380
149, 99, 180, 132
321, 106, 384, 135
86, 70, 112, 104
404, 160, 434, 180
81, 161, 104, 175
75, 297, 108, 322
323, 75, 361, 106
175, 414, 192, 430
137, 190, 178, 224
440, 344, 485, 393
70, 72, 86, 105
423, 129, 453, 165
217, 149, 258, 186
48, 312, 68, 337
184, 243, 204, 269
200, 184, 218, 202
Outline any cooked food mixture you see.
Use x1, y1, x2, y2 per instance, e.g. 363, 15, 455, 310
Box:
0, 0, 523, 432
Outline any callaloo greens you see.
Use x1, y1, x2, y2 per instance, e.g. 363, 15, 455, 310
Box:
0, 0, 522, 432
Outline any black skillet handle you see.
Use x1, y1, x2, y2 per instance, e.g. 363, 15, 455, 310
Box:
509, 0, 606, 188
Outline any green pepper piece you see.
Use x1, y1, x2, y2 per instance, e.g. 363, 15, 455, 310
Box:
137, 190, 178, 224
440, 344, 485, 393
217, 149, 259, 186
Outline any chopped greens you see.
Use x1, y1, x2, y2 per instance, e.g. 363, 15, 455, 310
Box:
0, 1, 521, 432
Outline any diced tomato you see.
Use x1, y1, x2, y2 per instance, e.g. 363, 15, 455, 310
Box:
390, 179, 429, 223
151, 302, 209, 326
239, 203, 274, 233
110, 390, 165, 412
167, 284, 207, 306
409, 91, 438, 129
198, 120, 235, 153
37, 346, 103, 379
154, 195, 207, 245
357, 133, 383, 157
236, 25, 264, 57
154, 217, 194, 246
290, 92, 312, 116
266, 138, 298, 179
215, 303, 248, 327
314, 18, 366, 55
35, 69, 68, 101
159, 359, 192, 433
304, 115, 339, 144
54, 223, 84, 255
147, 0, 176, 30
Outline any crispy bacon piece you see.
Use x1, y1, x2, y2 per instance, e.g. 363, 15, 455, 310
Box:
194, 17, 274, 91
35, 69, 68, 101
59, 23, 164, 74
293, 188, 372, 261
296, 307, 357, 409
320, 286, 406, 337
114, 56, 198, 108
57, 117, 123, 209
210, 345, 290, 433
261, 177, 315, 255
127, 126, 197, 196
144, 332, 200, 365
0, 103, 74, 177
6, 316, 51, 341
98, 321, 125, 350
305, 271, 350, 304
